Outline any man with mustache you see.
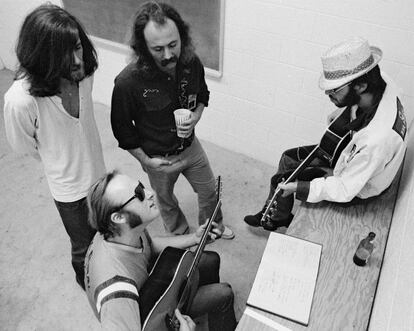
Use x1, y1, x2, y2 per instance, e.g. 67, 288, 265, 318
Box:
244, 37, 407, 231
4, 4, 106, 289
111, 2, 234, 239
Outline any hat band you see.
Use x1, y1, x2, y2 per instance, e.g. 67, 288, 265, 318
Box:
323, 55, 374, 80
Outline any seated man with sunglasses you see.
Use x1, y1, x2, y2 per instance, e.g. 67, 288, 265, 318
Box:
244, 37, 407, 231
84, 171, 237, 331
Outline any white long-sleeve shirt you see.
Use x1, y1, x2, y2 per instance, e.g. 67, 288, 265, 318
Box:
4, 76, 106, 202
307, 75, 407, 203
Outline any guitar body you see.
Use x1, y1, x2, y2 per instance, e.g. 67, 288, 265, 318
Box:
261, 109, 352, 222
318, 108, 352, 167
140, 177, 221, 330
140, 247, 199, 331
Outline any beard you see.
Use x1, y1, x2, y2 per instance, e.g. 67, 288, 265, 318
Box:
63, 63, 86, 82
330, 88, 360, 108
69, 66, 86, 82
124, 211, 143, 229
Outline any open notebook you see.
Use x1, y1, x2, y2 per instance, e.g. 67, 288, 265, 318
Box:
247, 232, 322, 326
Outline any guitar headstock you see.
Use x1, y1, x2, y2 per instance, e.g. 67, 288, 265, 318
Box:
215, 175, 222, 202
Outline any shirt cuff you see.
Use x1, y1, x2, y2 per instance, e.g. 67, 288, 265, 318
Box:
197, 91, 210, 107
296, 181, 310, 201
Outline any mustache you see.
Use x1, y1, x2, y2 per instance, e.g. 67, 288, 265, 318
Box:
161, 56, 178, 67
69, 63, 83, 73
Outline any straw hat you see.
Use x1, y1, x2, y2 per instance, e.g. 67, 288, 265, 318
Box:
319, 37, 382, 90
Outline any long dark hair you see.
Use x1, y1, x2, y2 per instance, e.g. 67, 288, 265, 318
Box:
351, 65, 386, 97
130, 1, 195, 77
15, 4, 98, 97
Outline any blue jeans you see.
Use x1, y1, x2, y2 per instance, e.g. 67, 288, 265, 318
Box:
190, 251, 237, 331
143, 137, 223, 234
54, 197, 96, 289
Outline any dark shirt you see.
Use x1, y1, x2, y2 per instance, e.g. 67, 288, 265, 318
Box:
345, 99, 382, 132
111, 56, 210, 156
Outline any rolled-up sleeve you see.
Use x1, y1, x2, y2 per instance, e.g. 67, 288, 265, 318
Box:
110, 80, 142, 150
296, 181, 310, 201
196, 58, 210, 107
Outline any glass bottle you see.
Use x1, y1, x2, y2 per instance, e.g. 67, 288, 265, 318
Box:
353, 232, 376, 266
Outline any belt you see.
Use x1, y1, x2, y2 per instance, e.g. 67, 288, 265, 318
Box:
162, 135, 194, 157
163, 148, 185, 157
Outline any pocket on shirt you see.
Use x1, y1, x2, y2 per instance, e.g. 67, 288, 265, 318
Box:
143, 93, 172, 112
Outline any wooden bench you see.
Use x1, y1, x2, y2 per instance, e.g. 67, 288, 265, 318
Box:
237, 167, 402, 331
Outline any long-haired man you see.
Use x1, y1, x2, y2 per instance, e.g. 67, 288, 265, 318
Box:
4, 4, 106, 289
110, 1, 234, 239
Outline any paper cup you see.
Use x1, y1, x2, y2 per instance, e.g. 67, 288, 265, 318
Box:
173, 108, 192, 138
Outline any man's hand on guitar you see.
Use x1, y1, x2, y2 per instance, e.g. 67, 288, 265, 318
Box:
175, 309, 196, 331
327, 108, 343, 124
194, 220, 221, 244
278, 182, 298, 197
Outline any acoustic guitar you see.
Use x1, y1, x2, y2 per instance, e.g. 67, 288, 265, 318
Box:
139, 176, 222, 331
261, 109, 352, 224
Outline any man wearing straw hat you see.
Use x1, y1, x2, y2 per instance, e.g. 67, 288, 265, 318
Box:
244, 37, 407, 231
111, 2, 234, 239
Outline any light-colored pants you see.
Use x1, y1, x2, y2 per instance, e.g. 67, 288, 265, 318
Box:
143, 137, 223, 234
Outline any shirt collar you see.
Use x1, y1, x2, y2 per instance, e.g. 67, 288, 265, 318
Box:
345, 88, 385, 132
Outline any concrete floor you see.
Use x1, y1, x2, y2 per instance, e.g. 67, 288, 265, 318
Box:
0, 68, 285, 330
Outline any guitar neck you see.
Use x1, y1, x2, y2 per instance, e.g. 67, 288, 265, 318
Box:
175, 200, 221, 315
187, 200, 222, 278
175, 177, 221, 316
261, 146, 319, 222
283, 147, 319, 185
261, 111, 352, 223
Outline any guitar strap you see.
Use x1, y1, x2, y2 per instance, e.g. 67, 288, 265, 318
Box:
94, 275, 140, 318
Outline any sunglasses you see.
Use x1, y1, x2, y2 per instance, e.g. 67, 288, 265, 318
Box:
325, 82, 351, 96
113, 181, 145, 212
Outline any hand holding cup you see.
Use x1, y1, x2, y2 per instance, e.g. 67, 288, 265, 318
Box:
173, 108, 194, 138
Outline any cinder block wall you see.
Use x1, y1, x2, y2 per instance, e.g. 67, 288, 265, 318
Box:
91, 0, 414, 166
91, 0, 414, 165
211, 0, 414, 165
1, 1, 414, 330
2, 1, 413, 166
